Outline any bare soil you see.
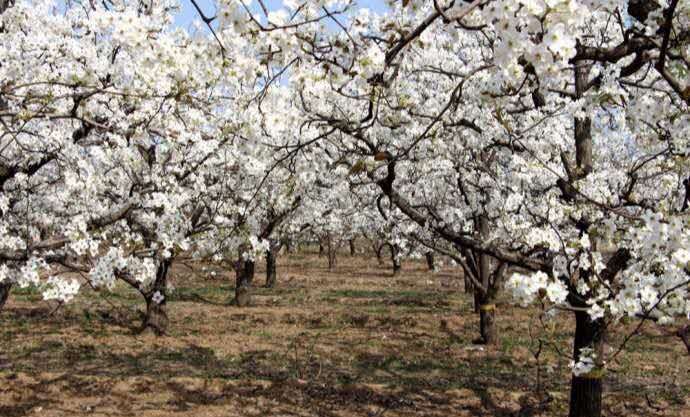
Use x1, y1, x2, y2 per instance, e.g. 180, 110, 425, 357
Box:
1, 252, 688, 416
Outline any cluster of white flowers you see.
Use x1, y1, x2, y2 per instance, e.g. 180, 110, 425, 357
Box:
42, 277, 81, 303
569, 347, 599, 377
507, 271, 569, 307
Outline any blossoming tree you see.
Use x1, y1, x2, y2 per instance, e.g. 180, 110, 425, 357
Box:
215, 1, 689, 416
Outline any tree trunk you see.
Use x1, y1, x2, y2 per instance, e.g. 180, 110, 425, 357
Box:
391, 244, 401, 276
234, 258, 255, 307
319, 241, 325, 257
375, 243, 384, 265
473, 288, 481, 313
284, 238, 294, 254
265, 248, 277, 288
0, 0, 14, 15
425, 252, 435, 271
475, 216, 497, 345
0, 3, 13, 314
349, 239, 356, 256
0, 282, 11, 312
568, 310, 605, 417
141, 259, 170, 335
327, 234, 337, 270
478, 298, 497, 345
463, 273, 473, 294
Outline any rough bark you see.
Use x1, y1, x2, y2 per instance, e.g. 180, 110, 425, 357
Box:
0, 282, 11, 312
349, 239, 356, 256
569, 311, 605, 417
265, 248, 277, 288
141, 260, 170, 335
234, 258, 255, 307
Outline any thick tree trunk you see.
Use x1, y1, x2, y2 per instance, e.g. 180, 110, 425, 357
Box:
391, 244, 401, 276
141, 260, 170, 335
478, 298, 497, 345
349, 239, 356, 256
574, 62, 593, 178
0, 282, 11, 312
234, 258, 255, 307
425, 252, 435, 271
569, 311, 605, 417
265, 248, 277, 288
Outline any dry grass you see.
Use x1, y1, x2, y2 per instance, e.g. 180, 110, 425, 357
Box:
0, 252, 688, 417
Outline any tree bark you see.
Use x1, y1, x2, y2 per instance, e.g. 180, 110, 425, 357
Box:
284, 237, 294, 254
265, 248, 277, 288
319, 241, 325, 257
0, 0, 14, 14
475, 216, 497, 345
349, 239, 356, 256
391, 244, 401, 276
327, 234, 337, 270
463, 273, 473, 294
478, 297, 497, 345
574, 62, 593, 178
234, 258, 255, 307
0, 282, 11, 312
141, 259, 170, 336
375, 243, 384, 265
0, 2, 13, 313
425, 251, 435, 271
569, 310, 605, 417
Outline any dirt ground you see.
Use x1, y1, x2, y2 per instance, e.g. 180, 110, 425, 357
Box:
1, 252, 688, 417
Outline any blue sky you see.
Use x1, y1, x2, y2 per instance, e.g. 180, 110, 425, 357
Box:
174, 0, 389, 29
